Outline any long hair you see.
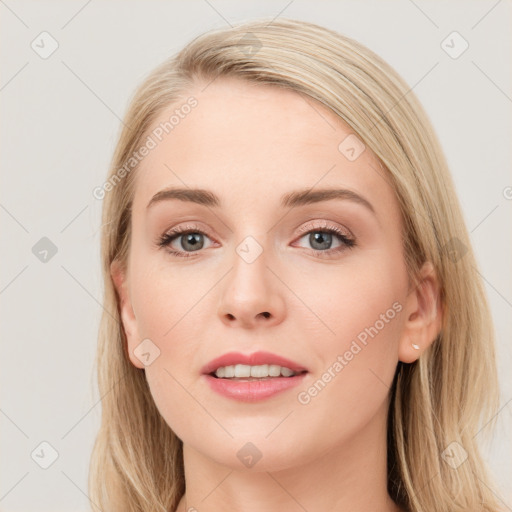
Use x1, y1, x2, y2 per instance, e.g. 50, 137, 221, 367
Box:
89, 18, 504, 512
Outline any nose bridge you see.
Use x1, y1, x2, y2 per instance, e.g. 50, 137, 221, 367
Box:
217, 230, 284, 327
230, 232, 271, 303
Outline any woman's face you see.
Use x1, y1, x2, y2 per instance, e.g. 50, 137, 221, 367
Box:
113, 77, 417, 472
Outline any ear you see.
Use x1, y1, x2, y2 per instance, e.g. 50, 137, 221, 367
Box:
398, 261, 443, 363
110, 260, 145, 369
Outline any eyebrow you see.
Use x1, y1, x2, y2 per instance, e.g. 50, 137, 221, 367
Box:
146, 186, 376, 214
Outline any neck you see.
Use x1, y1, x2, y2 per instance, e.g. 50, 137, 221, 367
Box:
174, 399, 404, 512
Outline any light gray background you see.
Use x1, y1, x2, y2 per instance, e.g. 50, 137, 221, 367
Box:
1, 1, 511, 511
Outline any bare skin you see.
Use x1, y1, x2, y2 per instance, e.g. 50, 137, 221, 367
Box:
111, 77, 442, 512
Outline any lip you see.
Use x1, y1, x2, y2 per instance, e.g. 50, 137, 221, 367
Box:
203, 372, 307, 402
201, 351, 309, 403
200, 351, 308, 375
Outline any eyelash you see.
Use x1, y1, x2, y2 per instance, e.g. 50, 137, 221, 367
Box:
157, 222, 356, 259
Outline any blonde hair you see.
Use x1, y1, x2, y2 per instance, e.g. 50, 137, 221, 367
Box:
89, 18, 504, 512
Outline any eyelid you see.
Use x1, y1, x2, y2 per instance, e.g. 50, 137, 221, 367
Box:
160, 220, 352, 243
157, 219, 356, 258
294, 219, 353, 239
163, 222, 213, 237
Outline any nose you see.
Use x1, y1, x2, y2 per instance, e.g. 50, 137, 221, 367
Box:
217, 245, 285, 329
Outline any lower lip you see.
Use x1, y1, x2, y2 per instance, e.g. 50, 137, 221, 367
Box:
203, 373, 307, 402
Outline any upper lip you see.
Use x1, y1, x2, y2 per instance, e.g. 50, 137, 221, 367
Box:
201, 351, 309, 375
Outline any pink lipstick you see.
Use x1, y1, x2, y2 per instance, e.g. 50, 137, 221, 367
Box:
201, 351, 308, 402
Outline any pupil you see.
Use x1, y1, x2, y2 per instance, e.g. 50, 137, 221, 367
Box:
180, 231, 333, 252
183, 233, 203, 251
310, 231, 331, 250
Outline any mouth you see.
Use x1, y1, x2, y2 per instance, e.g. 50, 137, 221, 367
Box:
203, 365, 308, 402
201, 350, 309, 378
201, 351, 309, 401
209, 364, 308, 380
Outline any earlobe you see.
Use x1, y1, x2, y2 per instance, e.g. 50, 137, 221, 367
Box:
398, 261, 443, 364
110, 260, 145, 370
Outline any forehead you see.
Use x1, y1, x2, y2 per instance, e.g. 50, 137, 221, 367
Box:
132, 77, 393, 215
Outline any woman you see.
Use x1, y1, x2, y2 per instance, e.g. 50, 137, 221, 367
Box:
89, 18, 504, 512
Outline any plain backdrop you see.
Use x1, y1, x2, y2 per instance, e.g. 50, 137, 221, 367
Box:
1, 1, 511, 511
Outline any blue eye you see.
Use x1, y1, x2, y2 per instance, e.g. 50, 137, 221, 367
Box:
157, 223, 356, 259
157, 225, 213, 258
296, 228, 355, 255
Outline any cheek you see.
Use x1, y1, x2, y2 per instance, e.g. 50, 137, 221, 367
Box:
289, 278, 405, 452
132, 275, 201, 373
130, 253, 205, 339
302, 252, 405, 345
299, 252, 407, 400
132, 273, 203, 442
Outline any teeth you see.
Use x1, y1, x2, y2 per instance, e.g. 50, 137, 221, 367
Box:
280, 367, 295, 377
214, 364, 298, 379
